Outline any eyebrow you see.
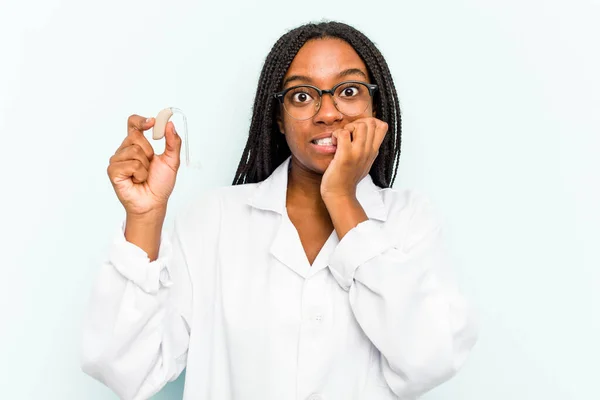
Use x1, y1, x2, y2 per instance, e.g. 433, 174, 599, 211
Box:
338, 68, 368, 80
282, 68, 368, 88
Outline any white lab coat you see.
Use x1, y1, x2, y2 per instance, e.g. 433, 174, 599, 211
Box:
80, 157, 478, 400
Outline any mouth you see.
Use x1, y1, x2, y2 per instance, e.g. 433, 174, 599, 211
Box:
310, 134, 337, 154
311, 137, 334, 146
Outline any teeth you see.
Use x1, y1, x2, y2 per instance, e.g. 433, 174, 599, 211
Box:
313, 137, 333, 146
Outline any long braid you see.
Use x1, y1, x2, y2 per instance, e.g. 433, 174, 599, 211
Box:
338, 24, 402, 187
370, 37, 402, 186
233, 21, 403, 188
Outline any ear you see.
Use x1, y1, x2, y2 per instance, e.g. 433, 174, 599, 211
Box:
276, 115, 285, 134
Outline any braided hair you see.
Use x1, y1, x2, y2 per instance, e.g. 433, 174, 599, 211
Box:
232, 21, 402, 188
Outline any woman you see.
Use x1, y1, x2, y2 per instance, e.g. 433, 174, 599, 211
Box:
81, 21, 478, 400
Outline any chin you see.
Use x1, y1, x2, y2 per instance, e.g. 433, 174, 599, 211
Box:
309, 155, 335, 175
291, 154, 333, 176
317, 156, 334, 169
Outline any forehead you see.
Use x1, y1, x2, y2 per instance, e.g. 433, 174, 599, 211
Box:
284, 38, 368, 81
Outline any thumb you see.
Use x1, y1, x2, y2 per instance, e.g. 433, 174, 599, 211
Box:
162, 121, 182, 162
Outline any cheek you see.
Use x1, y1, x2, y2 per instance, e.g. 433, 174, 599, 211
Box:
364, 102, 376, 117
282, 114, 300, 132
346, 102, 376, 123
282, 125, 302, 155
282, 119, 310, 146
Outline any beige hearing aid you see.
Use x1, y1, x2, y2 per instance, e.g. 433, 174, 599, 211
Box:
152, 108, 174, 140
151, 107, 196, 168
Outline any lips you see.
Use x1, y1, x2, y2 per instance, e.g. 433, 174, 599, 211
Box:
310, 131, 335, 146
309, 133, 337, 154
312, 137, 334, 146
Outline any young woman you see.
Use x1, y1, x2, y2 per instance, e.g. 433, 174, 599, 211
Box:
81, 21, 478, 400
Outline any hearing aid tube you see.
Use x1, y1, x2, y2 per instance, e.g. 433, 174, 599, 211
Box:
151, 107, 193, 168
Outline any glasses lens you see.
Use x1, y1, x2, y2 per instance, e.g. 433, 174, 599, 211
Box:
333, 82, 371, 116
283, 86, 320, 120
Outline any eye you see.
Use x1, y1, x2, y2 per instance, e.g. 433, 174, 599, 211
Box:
291, 91, 313, 103
339, 86, 359, 97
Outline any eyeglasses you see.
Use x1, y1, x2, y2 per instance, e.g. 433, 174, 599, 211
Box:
273, 80, 378, 121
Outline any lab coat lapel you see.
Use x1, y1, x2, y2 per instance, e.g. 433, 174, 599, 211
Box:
246, 157, 388, 278
247, 158, 310, 278
307, 175, 388, 277
269, 212, 311, 278
355, 174, 388, 222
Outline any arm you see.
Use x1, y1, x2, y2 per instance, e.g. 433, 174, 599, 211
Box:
124, 209, 166, 262
80, 217, 192, 400
326, 192, 478, 398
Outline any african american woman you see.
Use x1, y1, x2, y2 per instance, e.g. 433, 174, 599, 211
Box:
81, 21, 478, 400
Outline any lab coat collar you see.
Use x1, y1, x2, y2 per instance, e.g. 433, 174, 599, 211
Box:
247, 157, 388, 222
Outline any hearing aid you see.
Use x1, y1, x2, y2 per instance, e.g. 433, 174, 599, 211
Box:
152, 108, 174, 140
151, 107, 196, 168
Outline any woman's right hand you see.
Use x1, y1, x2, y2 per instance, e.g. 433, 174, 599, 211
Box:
107, 114, 182, 217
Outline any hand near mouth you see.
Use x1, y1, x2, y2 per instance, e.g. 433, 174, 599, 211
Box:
320, 117, 388, 202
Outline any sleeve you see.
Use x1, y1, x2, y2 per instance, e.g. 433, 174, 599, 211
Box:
327, 192, 479, 399
80, 217, 193, 400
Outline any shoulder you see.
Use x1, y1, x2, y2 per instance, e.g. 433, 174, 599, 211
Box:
174, 183, 260, 226
377, 187, 444, 244
380, 187, 440, 223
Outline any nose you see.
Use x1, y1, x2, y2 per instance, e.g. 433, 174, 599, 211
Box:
314, 92, 342, 125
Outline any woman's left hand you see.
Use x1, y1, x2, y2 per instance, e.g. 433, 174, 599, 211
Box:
320, 117, 388, 202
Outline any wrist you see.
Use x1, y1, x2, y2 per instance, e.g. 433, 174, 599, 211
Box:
322, 192, 358, 209
126, 207, 167, 225
323, 194, 367, 240
124, 209, 166, 262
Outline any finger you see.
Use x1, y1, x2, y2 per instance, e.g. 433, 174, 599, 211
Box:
107, 159, 149, 184
366, 152, 378, 175
162, 121, 182, 163
116, 131, 155, 161
334, 128, 352, 159
131, 163, 149, 184
127, 114, 155, 136
331, 128, 343, 147
110, 144, 151, 170
366, 119, 377, 151
344, 123, 355, 141
373, 120, 389, 152
348, 121, 368, 153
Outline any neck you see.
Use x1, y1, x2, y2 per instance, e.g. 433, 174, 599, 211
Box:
286, 158, 328, 213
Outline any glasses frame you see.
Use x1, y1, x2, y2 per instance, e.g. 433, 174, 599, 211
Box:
273, 80, 378, 121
